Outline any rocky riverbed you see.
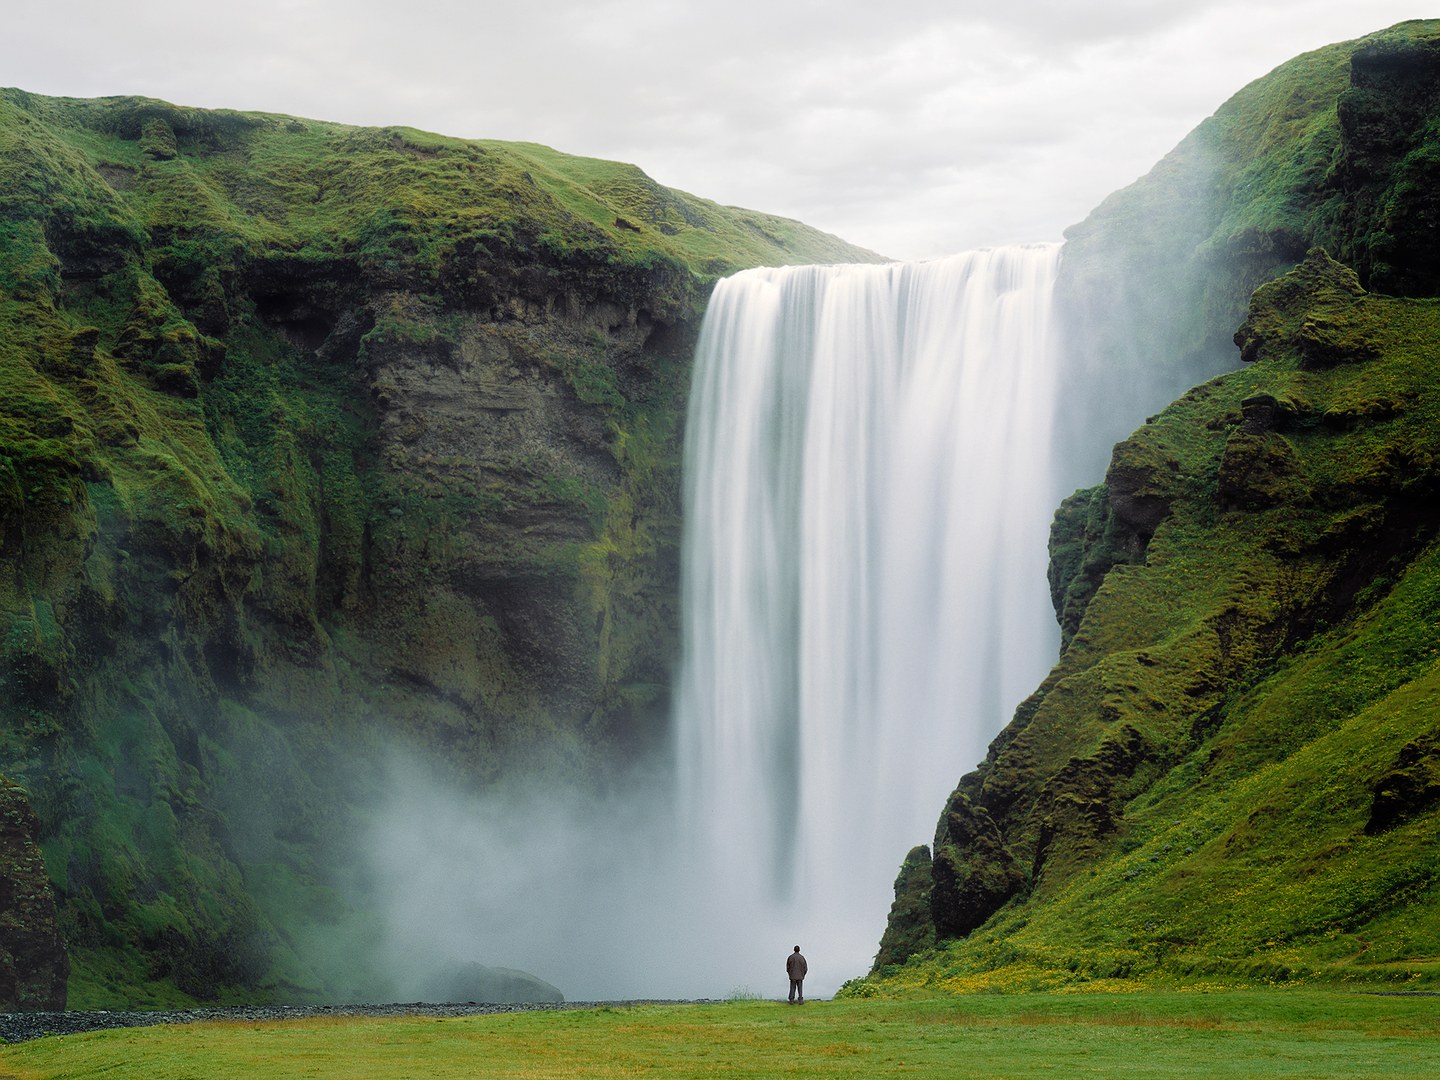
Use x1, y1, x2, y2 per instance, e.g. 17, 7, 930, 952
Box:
0, 1000, 722, 1043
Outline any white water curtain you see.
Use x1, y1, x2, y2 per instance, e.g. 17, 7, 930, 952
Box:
675, 246, 1063, 977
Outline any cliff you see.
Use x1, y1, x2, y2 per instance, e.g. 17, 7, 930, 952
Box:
1054, 18, 1440, 487
0, 89, 879, 1007
862, 19, 1440, 993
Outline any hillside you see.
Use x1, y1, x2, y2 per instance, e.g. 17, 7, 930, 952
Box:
0, 89, 879, 1007
1054, 18, 1440, 486
862, 19, 1440, 993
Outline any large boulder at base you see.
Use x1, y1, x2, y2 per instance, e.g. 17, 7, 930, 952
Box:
871, 845, 936, 971
0, 778, 68, 1010
929, 791, 1025, 939
421, 961, 564, 1004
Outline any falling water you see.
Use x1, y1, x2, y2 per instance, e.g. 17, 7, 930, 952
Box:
365, 245, 1070, 1002
674, 245, 1064, 990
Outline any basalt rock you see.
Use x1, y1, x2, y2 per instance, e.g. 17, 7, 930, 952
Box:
929, 792, 1024, 940
1215, 430, 1306, 511
871, 845, 935, 970
1367, 735, 1440, 834
1027, 725, 1152, 888
0, 779, 67, 1010
1232, 249, 1378, 368
1330, 29, 1440, 294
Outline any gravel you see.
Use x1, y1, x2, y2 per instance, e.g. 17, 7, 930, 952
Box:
0, 1000, 724, 1044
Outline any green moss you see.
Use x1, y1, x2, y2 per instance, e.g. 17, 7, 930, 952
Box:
545, 345, 625, 410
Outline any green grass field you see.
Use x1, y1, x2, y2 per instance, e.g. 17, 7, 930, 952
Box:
3, 992, 1437, 1079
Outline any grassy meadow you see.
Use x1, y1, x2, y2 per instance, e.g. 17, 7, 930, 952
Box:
2, 992, 1438, 1079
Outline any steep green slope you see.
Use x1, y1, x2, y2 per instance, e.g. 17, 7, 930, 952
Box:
1055, 18, 1440, 485
0, 89, 879, 1008
862, 19, 1440, 995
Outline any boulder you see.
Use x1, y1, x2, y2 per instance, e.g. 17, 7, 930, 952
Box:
872, 845, 935, 970
420, 961, 564, 1004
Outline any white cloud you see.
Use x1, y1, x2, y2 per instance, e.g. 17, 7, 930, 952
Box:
3, 1, 1434, 258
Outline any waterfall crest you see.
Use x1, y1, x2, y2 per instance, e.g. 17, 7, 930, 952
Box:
674, 246, 1064, 981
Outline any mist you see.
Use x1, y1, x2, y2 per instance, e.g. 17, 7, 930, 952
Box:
365, 753, 874, 1001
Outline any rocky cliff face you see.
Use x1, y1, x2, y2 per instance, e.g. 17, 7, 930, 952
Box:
0, 90, 879, 1005
0, 778, 67, 1010
865, 19, 1440, 991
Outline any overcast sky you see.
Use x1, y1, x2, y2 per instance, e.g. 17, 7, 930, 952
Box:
6, 2, 1433, 259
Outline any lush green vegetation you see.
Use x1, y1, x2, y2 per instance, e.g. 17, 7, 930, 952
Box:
4, 993, 1438, 1079
3, 90, 876, 299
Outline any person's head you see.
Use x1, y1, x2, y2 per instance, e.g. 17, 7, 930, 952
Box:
793, 945, 801, 952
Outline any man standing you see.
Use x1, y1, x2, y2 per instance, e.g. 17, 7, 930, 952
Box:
786, 945, 807, 1004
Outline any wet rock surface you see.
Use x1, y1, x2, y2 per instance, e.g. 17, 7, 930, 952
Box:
0, 1000, 723, 1043
0, 780, 68, 1011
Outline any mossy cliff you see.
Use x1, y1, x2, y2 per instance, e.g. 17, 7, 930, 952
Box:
1055, 18, 1440, 486
0, 88, 878, 1007
861, 20, 1440, 994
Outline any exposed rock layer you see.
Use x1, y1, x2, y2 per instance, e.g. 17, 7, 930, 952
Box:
0, 778, 67, 1010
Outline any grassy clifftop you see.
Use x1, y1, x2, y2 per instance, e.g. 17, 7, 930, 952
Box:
0, 89, 877, 1007
1, 88, 875, 287
862, 19, 1440, 995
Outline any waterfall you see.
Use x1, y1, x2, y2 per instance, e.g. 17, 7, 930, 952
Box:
674, 245, 1064, 988
365, 245, 1071, 1003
